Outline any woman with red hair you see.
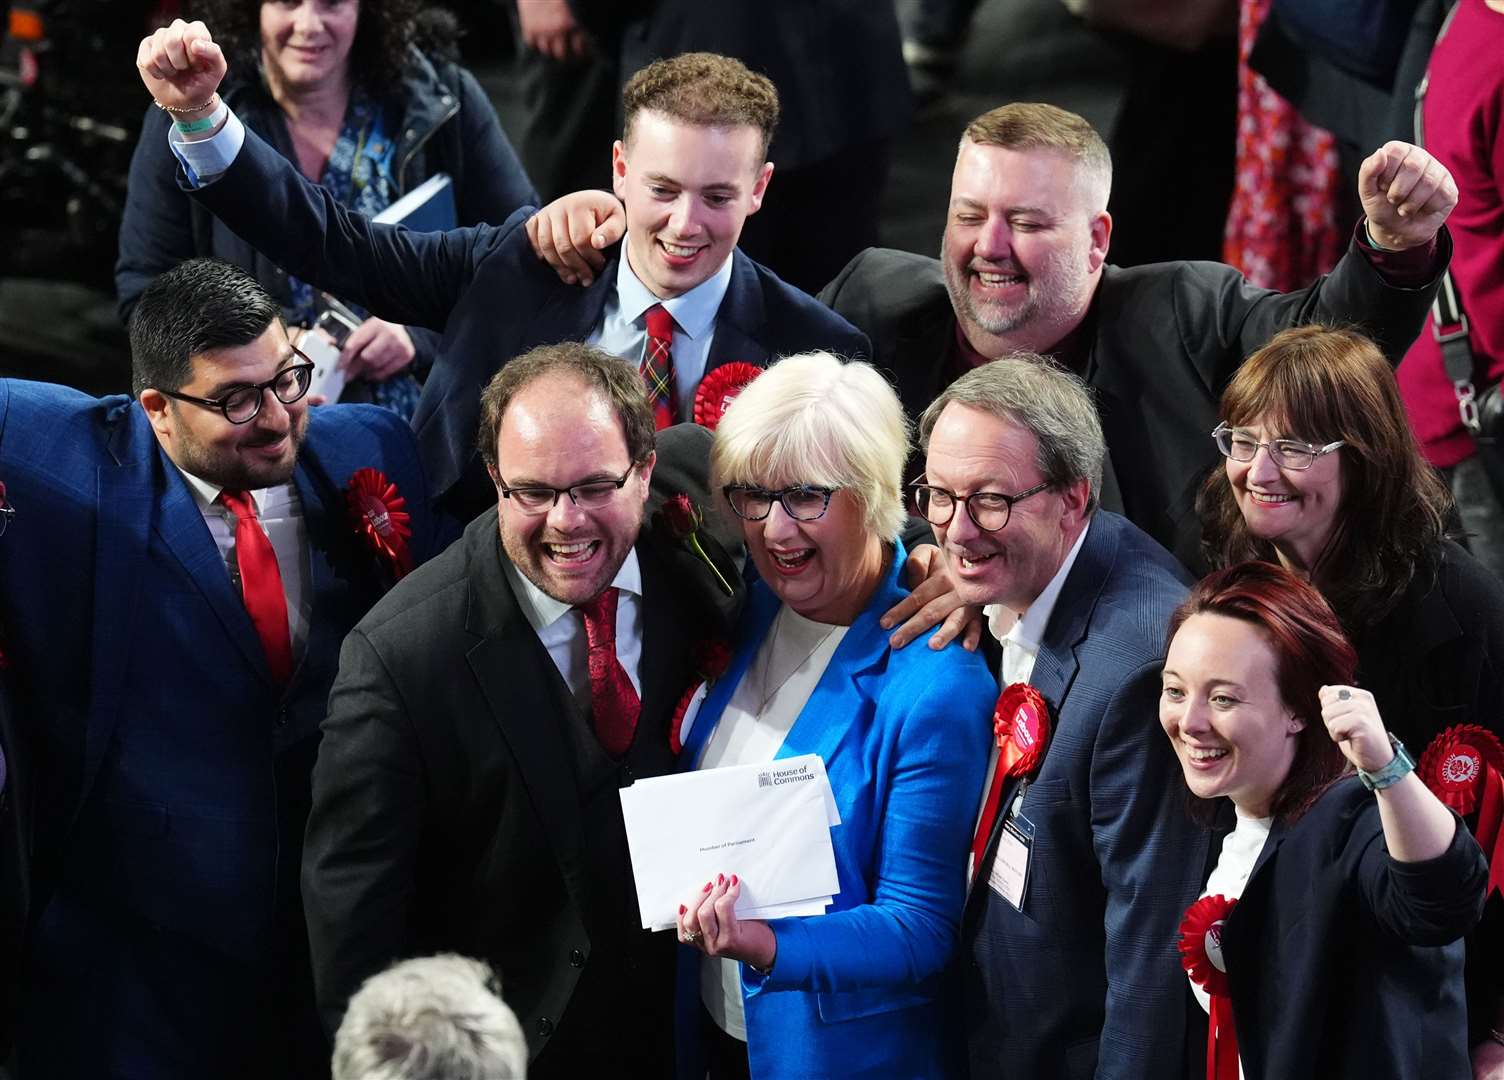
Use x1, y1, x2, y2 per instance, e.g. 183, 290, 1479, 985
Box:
1160, 561, 1486, 1079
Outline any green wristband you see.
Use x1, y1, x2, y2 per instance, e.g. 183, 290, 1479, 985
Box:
173, 113, 219, 135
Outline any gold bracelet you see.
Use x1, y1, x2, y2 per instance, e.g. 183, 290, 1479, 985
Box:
155, 94, 218, 115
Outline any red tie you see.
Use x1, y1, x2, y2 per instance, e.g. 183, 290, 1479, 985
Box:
220, 489, 294, 684
641, 303, 677, 430
577, 587, 641, 757
970, 759, 1009, 881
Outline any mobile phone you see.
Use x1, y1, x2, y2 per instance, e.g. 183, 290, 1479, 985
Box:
299, 330, 347, 404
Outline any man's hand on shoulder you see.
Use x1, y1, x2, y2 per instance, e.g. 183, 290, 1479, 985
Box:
1358, 141, 1457, 252
136, 19, 226, 123
525, 189, 626, 287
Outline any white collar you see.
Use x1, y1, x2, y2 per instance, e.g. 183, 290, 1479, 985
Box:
176, 464, 277, 516
614, 238, 735, 340
505, 546, 644, 635
985, 517, 1093, 652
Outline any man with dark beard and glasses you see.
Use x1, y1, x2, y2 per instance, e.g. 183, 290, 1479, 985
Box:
0, 257, 436, 1079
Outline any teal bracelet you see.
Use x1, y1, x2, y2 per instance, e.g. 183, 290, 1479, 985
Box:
173, 113, 220, 135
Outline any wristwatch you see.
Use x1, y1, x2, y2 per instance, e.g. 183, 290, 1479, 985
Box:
1357, 733, 1416, 792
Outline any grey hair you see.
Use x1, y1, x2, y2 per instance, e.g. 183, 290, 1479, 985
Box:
332, 954, 527, 1080
709, 351, 910, 540
917, 354, 1104, 511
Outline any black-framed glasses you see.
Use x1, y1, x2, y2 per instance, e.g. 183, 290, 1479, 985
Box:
722, 484, 836, 522
907, 477, 1052, 532
498, 464, 640, 514
0, 481, 13, 539
1212, 423, 1345, 471
158, 354, 316, 425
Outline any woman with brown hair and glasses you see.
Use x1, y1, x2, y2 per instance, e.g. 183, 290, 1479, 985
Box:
1198, 323, 1504, 1067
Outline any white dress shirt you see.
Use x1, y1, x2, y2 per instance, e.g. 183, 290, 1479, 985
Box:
589, 243, 734, 413
502, 550, 645, 705
177, 467, 311, 660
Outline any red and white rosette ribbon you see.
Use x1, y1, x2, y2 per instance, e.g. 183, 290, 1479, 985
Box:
1180, 894, 1239, 1080
692, 362, 763, 430
345, 468, 413, 580
1419, 724, 1504, 897
969, 683, 1051, 875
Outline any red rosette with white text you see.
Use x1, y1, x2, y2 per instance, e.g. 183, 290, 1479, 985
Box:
993, 682, 1051, 779
1179, 894, 1239, 1080
345, 468, 413, 580
692, 363, 763, 430
1419, 724, 1504, 897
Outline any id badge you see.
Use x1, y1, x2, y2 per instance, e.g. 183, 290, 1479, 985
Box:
987, 806, 1034, 912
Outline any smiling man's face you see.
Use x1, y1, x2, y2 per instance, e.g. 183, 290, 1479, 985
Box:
491, 373, 654, 606
611, 109, 772, 300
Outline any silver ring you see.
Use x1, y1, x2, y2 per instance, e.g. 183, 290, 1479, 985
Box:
1338, 689, 1351, 701
684, 929, 703, 944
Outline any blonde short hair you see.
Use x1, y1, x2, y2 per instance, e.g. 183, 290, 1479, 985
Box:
710, 352, 909, 540
962, 102, 1112, 211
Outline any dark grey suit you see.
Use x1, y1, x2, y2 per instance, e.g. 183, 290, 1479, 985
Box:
819, 239, 1446, 569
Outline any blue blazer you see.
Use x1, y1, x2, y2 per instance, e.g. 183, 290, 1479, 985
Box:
680, 544, 995, 1079
186, 126, 873, 519
0, 379, 435, 1078
963, 511, 1206, 1080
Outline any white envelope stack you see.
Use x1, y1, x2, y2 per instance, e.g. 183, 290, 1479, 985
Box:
619, 754, 843, 931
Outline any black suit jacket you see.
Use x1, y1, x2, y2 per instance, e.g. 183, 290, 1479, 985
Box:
186, 126, 871, 522
819, 240, 1446, 568
302, 427, 742, 1070
1214, 779, 1486, 1079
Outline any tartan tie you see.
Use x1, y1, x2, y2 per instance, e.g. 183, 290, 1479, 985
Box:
220, 489, 293, 684
641, 303, 677, 430
576, 587, 641, 758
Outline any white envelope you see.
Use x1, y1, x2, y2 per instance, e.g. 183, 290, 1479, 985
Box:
620, 754, 842, 931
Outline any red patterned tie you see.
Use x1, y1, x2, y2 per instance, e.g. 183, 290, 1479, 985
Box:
641, 303, 677, 430
577, 587, 641, 757
220, 489, 293, 684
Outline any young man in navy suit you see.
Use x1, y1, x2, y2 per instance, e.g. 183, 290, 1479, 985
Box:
0, 258, 436, 1078
915, 358, 1206, 1080
136, 23, 870, 522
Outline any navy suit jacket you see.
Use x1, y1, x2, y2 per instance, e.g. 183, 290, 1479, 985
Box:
0, 379, 435, 1079
186, 126, 872, 520
1214, 780, 1486, 1080
963, 511, 1205, 1080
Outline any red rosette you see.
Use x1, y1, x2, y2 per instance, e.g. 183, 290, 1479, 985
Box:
993, 682, 1051, 779
669, 639, 733, 756
1180, 895, 1240, 1080
692, 362, 763, 430
1179, 894, 1235, 995
1418, 724, 1504, 816
345, 467, 413, 580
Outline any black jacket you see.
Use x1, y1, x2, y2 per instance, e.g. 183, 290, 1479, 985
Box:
1215, 779, 1486, 1079
116, 48, 539, 375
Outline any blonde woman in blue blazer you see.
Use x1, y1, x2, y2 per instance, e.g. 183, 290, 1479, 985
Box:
674, 352, 995, 1079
